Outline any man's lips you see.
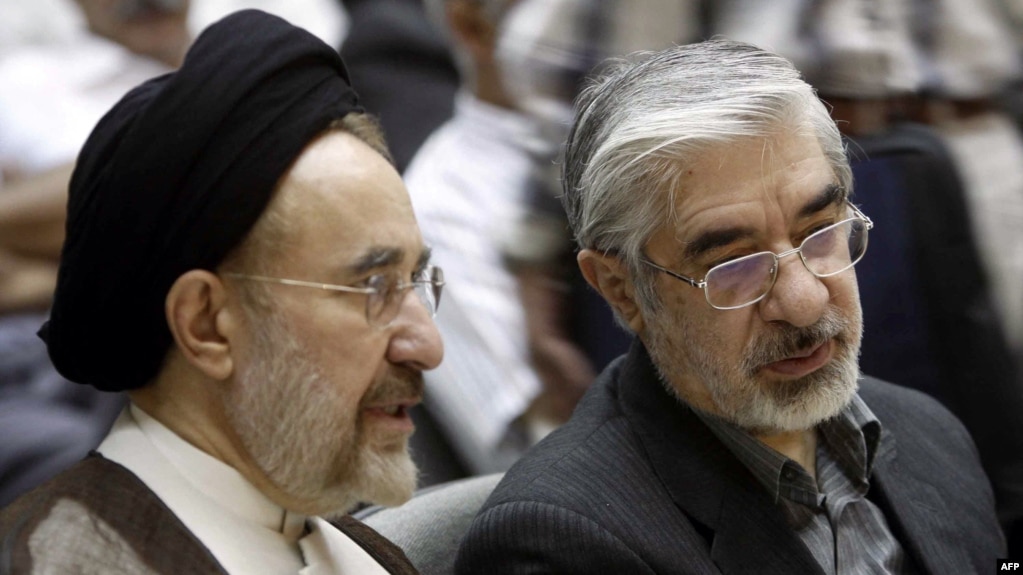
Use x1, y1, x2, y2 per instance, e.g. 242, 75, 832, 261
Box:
760, 340, 832, 378
362, 398, 422, 433
364, 398, 421, 416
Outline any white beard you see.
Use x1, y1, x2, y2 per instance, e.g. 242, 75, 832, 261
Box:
223, 308, 418, 517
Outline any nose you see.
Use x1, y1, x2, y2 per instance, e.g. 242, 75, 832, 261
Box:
757, 253, 829, 327
385, 289, 444, 370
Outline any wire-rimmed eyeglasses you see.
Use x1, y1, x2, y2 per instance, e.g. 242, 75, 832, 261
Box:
223, 264, 444, 327
642, 202, 873, 310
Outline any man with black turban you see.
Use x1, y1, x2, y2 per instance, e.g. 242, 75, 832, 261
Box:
0, 9, 444, 574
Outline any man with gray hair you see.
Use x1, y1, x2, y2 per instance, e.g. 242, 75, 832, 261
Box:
456, 38, 1003, 574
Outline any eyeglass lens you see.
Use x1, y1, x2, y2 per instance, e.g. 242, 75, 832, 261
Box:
366, 266, 444, 326
704, 218, 868, 309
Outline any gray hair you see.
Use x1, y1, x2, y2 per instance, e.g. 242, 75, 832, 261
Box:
561, 38, 852, 314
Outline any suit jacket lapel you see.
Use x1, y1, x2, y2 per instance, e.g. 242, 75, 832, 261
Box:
868, 435, 972, 575
617, 342, 823, 575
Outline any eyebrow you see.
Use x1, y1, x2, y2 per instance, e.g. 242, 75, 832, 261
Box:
414, 247, 433, 271
681, 184, 846, 261
683, 226, 756, 261
798, 183, 847, 218
348, 246, 433, 275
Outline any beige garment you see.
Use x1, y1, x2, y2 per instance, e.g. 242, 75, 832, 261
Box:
298, 517, 389, 575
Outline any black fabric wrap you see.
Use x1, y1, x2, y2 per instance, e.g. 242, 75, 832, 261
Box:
39, 9, 363, 391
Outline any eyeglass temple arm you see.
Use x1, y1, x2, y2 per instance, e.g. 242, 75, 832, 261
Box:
847, 201, 874, 229
640, 258, 706, 289
223, 273, 377, 294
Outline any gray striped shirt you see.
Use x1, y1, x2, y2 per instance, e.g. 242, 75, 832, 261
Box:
696, 394, 914, 574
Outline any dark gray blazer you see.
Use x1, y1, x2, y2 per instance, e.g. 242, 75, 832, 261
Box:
455, 341, 1004, 574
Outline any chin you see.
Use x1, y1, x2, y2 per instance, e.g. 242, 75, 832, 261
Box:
345, 441, 419, 510
281, 438, 419, 519
736, 356, 861, 434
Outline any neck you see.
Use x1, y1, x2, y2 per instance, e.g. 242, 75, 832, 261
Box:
472, 62, 516, 110
756, 428, 818, 480
128, 360, 311, 514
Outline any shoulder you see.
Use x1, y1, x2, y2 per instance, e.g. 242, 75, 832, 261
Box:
456, 361, 715, 574
857, 375, 976, 454
857, 376, 1005, 559
457, 498, 660, 574
479, 357, 644, 509
0, 455, 223, 574
858, 375, 994, 504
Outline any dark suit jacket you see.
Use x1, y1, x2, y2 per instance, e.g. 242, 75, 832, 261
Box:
0, 455, 419, 574
456, 341, 1004, 574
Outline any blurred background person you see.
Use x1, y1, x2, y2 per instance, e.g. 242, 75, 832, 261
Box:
398, 0, 552, 484
338, 0, 459, 173
0, 0, 190, 507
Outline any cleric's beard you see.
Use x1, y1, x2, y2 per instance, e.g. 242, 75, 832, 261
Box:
225, 309, 417, 517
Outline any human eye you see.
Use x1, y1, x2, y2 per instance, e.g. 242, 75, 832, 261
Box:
363, 273, 395, 294
798, 216, 844, 244
704, 248, 758, 272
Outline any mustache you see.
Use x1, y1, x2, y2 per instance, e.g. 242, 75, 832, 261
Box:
742, 309, 850, 375
361, 367, 425, 406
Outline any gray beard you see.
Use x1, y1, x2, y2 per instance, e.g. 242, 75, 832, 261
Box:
643, 303, 862, 434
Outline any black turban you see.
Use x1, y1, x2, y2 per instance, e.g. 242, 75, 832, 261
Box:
39, 9, 364, 391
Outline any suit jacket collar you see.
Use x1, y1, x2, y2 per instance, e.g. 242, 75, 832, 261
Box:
616, 341, 824, 575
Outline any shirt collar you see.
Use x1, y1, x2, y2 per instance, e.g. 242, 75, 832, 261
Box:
693, 392, 888, 506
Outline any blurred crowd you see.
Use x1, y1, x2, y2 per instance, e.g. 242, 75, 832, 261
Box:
2, 0, 1022, 553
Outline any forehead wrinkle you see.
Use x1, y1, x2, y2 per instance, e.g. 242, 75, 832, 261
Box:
757, 135, 782, 200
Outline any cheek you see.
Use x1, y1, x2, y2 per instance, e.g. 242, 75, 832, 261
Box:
662, 288, 750, 357
305, 335, 391, 399
711, 310, 760, 363
825, 272, 862, 318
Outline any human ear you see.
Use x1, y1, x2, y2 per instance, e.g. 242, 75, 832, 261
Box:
577, 249, 645, 333
164, 270, 235, 381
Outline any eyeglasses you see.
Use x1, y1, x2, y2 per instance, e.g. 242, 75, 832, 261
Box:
224, 265, 444, 327
642, 202, 873, 310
